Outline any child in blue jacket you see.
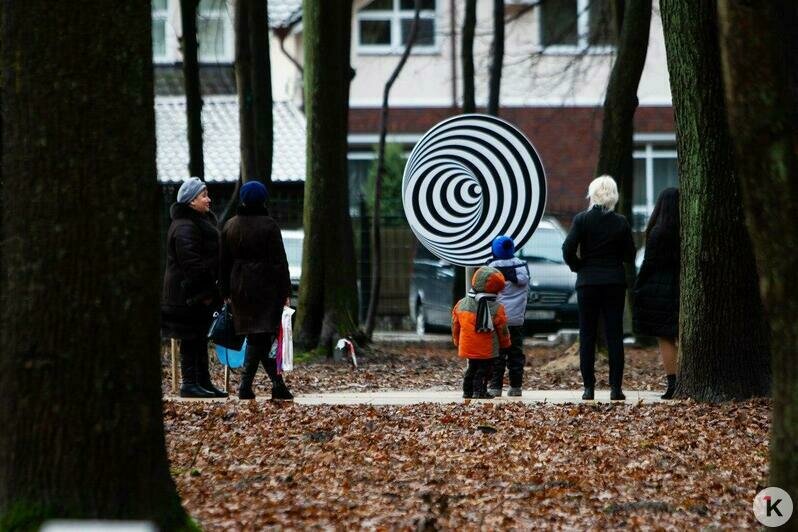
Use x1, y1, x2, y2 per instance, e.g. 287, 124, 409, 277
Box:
486, 236, 529, 397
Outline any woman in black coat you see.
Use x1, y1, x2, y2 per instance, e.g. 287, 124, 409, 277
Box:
633, 187, 680, 399
220, 181, 292, 400
562, 175, 636, 402
162, 177, 227, 398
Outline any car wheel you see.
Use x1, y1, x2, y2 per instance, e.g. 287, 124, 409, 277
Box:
415, 303, 426, 336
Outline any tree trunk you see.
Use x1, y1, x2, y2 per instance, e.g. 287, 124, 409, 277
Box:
595, 0, 651, 332
235, 0, 256, 184
180, 0, 204, 180
717, 0, 797, 508
295, 0, 360, 355
455, 0, 478, 301
461, 0, 477, 113
595, 0, 650, 222
487, 0, 504, 116
364, 0, 422, 338
660, 0, 770, 401
0, 2, 187, 529
248, 0, 273, 185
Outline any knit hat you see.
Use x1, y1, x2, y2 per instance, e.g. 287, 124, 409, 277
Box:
176, 177, 206, 204
240, 181, 268, 206
491, 235, 515, 259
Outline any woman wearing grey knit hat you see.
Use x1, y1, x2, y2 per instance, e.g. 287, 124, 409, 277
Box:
161, 177, 227, 398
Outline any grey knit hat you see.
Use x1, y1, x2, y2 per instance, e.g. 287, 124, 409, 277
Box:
176, 177, 206, 204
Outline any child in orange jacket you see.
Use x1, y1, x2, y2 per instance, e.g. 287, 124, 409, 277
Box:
452, 266, 513, 399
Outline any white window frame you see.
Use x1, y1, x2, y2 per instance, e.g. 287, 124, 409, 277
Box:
632, 140, 678, 223
355, 0, 440, 56
539, 0, 615, 55
152, 0, 176, 64
197, 0, 235, 64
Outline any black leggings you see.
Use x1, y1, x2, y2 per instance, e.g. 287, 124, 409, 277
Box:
577, 284, 626, 389
463, 359, 493, 397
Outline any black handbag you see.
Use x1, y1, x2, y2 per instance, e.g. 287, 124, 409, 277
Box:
208, 303, 245, 350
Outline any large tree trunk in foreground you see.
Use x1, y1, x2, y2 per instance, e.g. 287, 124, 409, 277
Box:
717, 0, 798, 508
660, 0, 770, 401
0, 2, 187, 529
595, 0, 650, 222
487, 0, 504, 116
295, 0, 359, 355
364, 0, 422, 339
180, 0, 204, 180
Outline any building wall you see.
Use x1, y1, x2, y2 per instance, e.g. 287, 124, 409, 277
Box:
346, 0, 671, 108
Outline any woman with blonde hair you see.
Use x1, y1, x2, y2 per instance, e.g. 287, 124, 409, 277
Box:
562, 175, 636, 401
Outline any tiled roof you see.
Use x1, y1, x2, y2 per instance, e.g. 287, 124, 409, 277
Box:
156, 95, 306, 184
268, 0, 302, 28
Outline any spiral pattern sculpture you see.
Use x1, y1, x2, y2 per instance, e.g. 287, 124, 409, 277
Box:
402, 114, 547, 266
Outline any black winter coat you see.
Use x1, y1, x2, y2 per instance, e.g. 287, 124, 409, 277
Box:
161, 203, 220, 340
220, 205, 291, 335
562, 205, 636, 288
633, 226, 680, 338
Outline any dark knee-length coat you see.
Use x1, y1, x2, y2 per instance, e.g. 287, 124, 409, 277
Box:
632, 225, 680, 338
220, 204, 291, 335
161, 203, 220, 340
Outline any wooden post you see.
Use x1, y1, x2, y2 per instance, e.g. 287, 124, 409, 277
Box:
465, 266, 475, 293
170, 339, 178, 395
224, 365, 230, 393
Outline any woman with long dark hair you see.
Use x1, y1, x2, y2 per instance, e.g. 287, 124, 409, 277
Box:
633, 187, 680, 399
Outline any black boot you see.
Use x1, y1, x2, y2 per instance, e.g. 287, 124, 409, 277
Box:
582, 386, 595, 401
180, 342, 215, 399
238, 343, 260, 400
196, 344, 229, 398
610, 388, 626, 401
661, 374, 676, 400
263, 358, 293, 401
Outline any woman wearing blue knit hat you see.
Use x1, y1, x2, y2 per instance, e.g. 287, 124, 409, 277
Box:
161, 177, 227, 398
220, 181, 293, 400
486, 235, 530, 397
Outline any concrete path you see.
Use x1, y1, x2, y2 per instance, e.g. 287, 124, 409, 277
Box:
169, 389, 665, 405
372, 330, 579, 347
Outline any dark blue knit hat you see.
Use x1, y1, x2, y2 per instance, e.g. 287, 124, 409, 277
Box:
240, 181, 268, 206
491, 235, 515, 259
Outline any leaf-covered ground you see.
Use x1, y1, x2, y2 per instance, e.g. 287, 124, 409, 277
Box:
164, 399, 769, 530
162, 341, 770, 530
162, 340, 669, 397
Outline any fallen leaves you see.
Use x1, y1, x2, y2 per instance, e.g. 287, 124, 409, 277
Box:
164, 398, 770, 530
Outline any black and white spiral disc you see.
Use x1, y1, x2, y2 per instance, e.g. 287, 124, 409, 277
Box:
402, 114, 546, 266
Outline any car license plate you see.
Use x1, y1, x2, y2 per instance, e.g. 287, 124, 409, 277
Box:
526, 310, 555, 320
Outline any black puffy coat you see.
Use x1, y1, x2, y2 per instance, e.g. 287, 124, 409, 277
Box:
161, 203, 220, 340
220, 204, 291, 335
632, 225, 680, 338
562, 205, 636, 287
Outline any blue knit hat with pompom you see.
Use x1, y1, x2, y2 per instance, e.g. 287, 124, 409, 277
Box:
491, 235, 515, 259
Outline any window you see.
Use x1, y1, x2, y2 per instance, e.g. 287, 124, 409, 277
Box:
632, 142, 678, 232
540, 0, 616, 52
357, 0, 437, 53
152, 0, 170, 63
197, 0, 233, 63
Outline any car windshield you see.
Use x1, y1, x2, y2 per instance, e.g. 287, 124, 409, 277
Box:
283, 236, 303, 268
519, 227, 565, 264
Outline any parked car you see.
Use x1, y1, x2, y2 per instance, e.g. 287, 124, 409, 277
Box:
408, 217, 578, 335
281, 229, 303, 307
